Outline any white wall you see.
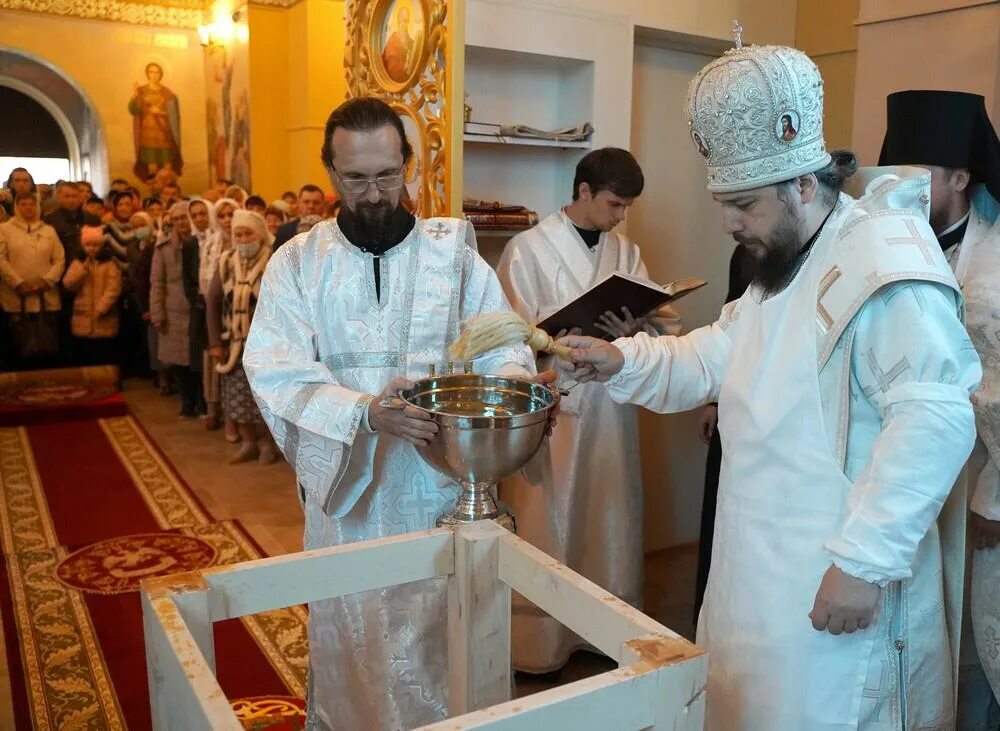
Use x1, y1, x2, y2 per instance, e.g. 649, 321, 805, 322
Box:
629, 44, 733, 551
508, 0, 796, 46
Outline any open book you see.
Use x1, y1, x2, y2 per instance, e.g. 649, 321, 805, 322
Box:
536, 273, 707, 339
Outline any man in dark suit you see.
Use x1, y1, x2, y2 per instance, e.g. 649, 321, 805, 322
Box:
273, 184, 326, 248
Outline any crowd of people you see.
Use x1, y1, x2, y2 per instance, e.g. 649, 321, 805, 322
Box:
0, 165, 339, 464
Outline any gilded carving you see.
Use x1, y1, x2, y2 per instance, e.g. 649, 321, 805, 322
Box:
345, 0, 452, 217
0, 0, 206, 30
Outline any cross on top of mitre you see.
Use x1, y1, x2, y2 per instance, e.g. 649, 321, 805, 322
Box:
732, 19, 744, 50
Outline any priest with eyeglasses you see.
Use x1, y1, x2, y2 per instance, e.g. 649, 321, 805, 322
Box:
243, 97, 538, 730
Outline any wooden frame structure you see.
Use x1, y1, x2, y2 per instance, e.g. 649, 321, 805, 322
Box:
142, 521, 707, 730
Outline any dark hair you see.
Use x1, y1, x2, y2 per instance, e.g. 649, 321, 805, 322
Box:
281, 190, 296, 200
265, 205, 288, 221
143, 197, 163, 209
814, 150, 858, 204
320, 97, 413, 170
82, 212, 103, 227
110, 191, 133, 208
87, 195, 104, 206
572, 147, 644, 201
145, 62, 163, 77
299, 184, 324, 198
56, 180, 79, 192
245, 195, 266, 208
5, 167, 35, 192
14, 191, 37, 203
127, 186, 141, 198
775, 149, 857, 207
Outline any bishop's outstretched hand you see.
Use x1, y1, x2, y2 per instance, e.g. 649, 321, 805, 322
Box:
556, 335, 625, 383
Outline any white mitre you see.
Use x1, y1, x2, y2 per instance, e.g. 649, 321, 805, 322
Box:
686, 42, 831, 192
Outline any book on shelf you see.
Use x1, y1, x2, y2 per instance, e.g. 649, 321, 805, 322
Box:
537, 273, 707, 339
464, 121, 594, 142
464, 212, 539, 228
464, 122, 502, 135
463, 199, 539, 229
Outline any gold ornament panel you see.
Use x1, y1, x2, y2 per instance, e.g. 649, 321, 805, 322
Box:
0, 0, 205, 29
346, 0, 455, 217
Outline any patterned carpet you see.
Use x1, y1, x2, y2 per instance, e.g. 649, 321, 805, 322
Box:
0, 366, 127, 427
0, 413, 308, 729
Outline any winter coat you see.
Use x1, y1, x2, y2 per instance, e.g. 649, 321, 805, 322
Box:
62, 256, 122, 338
149, 237, 192, 366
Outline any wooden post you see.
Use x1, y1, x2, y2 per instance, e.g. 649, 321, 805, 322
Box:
141, 590, 240, 731
448, 521, 512, 715
621, 635, 708, 731
147, 572, 217, 673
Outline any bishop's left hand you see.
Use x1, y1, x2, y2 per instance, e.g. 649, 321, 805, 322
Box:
809, 564, 881, 635
971, 512, 1000, 550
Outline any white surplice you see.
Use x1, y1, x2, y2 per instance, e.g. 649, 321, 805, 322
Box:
601, 172, 980, 730
496, 210, 680, 672
244, 217, 534, 731
949, 186, 1000, 709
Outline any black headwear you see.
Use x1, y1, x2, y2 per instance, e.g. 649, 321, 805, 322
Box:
879, 90, 1000, 202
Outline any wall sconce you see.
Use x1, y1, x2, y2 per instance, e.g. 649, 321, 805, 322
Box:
198, 4, 248, 47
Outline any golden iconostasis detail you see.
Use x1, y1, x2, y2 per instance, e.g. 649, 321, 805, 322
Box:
345, 0, 462, 217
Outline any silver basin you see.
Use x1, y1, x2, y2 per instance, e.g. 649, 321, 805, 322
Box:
401, 374, 556, 531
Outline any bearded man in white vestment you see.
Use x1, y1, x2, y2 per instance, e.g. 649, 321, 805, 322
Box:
560, 45, 982, 730
497, 147, 681, 673
243, 98, 536, 730
880, 89, 1000, 729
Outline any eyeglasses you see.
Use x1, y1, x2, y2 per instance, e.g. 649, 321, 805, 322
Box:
333, 167, 405, 194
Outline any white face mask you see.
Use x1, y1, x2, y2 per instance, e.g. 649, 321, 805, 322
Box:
237, 241, 261, 259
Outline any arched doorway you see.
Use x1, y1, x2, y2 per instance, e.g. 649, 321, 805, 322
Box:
0, 84, 73, 183
0, 49, 107, 191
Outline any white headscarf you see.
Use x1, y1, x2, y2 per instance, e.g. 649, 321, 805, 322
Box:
232, 209, 275, 249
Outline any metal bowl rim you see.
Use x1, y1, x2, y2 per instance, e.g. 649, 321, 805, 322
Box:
400, 373, 556, 424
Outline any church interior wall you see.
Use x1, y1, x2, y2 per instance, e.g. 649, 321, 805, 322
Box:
247, 4, 293, 201
852, 0, 1000, 164
0, 8, 210, 192
796, 0, 859, 151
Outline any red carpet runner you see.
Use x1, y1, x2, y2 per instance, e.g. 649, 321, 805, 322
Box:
0, 414, 308, 730
0, 366, 127, 427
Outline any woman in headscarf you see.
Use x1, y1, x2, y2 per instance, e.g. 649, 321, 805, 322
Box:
207, 210, 278, 464
185, 198, 215, 415
150, 201, 202, 417
199, 197, 238, 434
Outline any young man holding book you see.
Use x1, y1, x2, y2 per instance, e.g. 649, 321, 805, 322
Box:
496, 147, 681, 674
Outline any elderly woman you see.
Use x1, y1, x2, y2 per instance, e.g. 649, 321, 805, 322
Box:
207, 209, 277, 464
150, 201, 202, 417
